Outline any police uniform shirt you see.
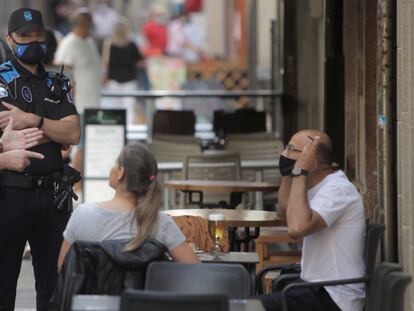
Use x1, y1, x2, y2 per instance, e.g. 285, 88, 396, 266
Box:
0, 58, 78, 175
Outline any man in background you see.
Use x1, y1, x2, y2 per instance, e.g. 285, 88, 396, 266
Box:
54, 8, 101, 181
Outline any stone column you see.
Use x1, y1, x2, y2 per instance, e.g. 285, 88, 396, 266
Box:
396, 0, 414, 308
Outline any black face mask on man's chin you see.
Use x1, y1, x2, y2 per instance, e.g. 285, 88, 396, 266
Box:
279, 154, 296, 176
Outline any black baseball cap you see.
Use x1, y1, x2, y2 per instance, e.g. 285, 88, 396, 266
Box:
8, 8, 45, 34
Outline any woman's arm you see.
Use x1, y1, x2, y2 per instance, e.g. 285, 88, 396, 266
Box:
169, 242, 201, 263
57, 240, 72, 272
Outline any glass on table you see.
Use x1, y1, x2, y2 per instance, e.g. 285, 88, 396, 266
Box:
208, 213, 225, 256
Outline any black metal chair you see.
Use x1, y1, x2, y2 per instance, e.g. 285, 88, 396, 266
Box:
382, 271, 412, 311
120, 289, 229, 311
280, 262, 406, 311
213, 109, 266, 137
256, 223, 385, 294
145, 262, 251, 299
365, 262, 402, 311
152, 110, 196, 136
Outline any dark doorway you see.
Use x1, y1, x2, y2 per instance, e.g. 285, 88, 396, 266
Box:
325, 0, 345, 168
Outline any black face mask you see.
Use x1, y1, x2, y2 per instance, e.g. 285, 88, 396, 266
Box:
279, 154, 296, 176
11, 37, 47, 65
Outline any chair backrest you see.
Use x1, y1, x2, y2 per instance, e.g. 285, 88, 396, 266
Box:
225, 132, 276, 141
366, 262, 402, 311
213, 109, 266, 136
148, 140, 202, 163
226, 139, 283, 203
226, 139, 284, 161
183, 151, 241, 180
382, 271, 412, 311
153, 110, 196, 136
152, 134, 201, 144
145, 262, 251, 299
120, 289, 229, 311
182, 151, 242, 207
364, 223, 386, 276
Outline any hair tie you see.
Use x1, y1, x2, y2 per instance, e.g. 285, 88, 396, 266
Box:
149, 175, 156, 181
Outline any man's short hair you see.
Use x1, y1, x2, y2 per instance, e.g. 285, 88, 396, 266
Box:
71, 8, 92, 26
316, 141, 334, 164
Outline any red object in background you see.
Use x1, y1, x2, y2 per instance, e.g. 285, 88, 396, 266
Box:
143, 21, 167, 55
186, 0, 202, 12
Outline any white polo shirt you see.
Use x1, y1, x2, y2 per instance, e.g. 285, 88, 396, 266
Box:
301, 170, 366, 311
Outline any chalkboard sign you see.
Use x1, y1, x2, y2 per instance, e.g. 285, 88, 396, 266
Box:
83, 109, 126, 202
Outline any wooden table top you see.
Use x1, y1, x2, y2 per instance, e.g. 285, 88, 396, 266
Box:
198, 251, 260, 264
164, 179, 279, 193
163, 208, 284, 227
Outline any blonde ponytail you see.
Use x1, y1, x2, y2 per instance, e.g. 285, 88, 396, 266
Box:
124, 179, 161, 251
117, 144, 161, 252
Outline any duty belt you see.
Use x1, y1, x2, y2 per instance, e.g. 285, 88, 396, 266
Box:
0, 171, 59, 189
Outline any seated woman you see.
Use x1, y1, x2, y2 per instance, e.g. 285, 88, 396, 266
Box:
57, 143, 199, 270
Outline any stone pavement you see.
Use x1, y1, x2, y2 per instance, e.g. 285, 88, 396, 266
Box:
16, 259, 36, 310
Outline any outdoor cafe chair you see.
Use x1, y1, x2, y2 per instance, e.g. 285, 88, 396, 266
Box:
148, 139, 201, 208
120, 289, 228, 311
148, 139, 202, 163
225, 138, 283, 209
145, 262, 251, 299
280, 263, 411, 311
181, 151, 242, 208
256, 223, 386, 294
152, 110, 196, 136
213, 109, 266, 137
381, 271, 412, 311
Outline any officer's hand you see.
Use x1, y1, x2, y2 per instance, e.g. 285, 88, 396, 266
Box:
0, 117, 43, 152
0, 102, 39, 130
0, 149, 44, 172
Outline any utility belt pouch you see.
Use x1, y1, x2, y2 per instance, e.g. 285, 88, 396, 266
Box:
54, 164, 81, 212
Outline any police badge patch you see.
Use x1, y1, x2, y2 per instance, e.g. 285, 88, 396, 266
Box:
0, 84, 8, 98
22, 86, 33, 103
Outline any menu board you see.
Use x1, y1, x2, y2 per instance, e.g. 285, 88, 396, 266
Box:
83, 109, 126, 202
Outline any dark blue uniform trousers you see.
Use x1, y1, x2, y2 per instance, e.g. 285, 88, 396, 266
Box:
0, 187, 70, 311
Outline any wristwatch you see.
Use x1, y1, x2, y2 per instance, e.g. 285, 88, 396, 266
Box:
291, 167, 309, 177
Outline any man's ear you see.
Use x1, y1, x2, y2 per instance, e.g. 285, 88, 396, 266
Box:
6, 34, 13, 48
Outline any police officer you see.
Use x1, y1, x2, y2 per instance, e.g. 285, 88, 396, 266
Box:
0, 8, 80, 311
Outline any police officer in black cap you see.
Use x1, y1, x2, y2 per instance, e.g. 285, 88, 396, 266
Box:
0, 8, 80, 311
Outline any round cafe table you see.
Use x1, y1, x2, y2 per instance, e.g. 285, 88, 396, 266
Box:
164, 208, 285, 252
164, 180, 279, 209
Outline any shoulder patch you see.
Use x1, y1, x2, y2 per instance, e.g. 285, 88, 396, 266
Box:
0, 61, 20, 84
0, 83, 8, 98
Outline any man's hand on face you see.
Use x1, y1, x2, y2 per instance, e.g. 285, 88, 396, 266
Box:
0, 117, 43, 152
0, 149, 44, 172
0, 102, 39, 130
294, 136, 321, 173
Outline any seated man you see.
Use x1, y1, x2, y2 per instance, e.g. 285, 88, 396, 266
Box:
260, 129, 366, 311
